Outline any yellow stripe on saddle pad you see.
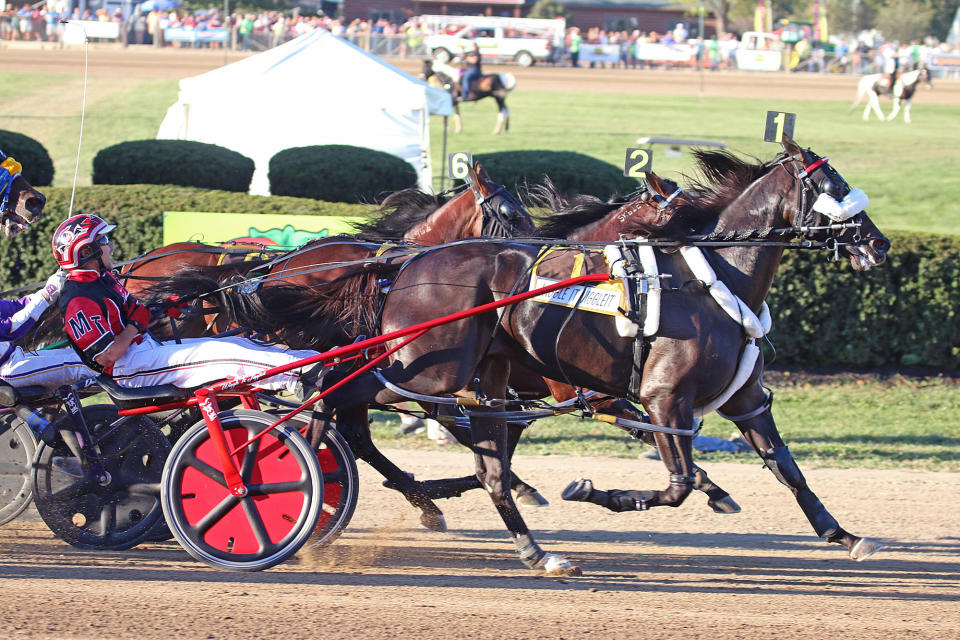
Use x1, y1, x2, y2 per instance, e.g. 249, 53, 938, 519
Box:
529, 246, 628, 317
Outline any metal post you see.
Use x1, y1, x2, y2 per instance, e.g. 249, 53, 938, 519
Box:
698, 0, 705, 100
223, 0, 229, 64
440, 115, 448, 191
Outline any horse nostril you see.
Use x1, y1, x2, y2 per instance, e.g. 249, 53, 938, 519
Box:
870, 237, 890, 254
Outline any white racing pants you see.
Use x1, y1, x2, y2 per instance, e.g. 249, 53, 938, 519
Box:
110, 335, 319, 394
0, 346, 97, 390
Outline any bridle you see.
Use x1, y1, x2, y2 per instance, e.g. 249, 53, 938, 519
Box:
778, 150, 864, 254
467, 179, 530, 238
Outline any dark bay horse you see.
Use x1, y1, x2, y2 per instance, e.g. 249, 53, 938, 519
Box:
422, 59, 515, 134
148, 164, 543, 531
310, 136, 889, 571
0, 149, 46, 238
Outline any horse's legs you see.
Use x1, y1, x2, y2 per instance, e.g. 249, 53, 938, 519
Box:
471, 359, 576, 573
903, 98, 912, 124
562, 400, 697, 512
336, 404, 449, 532
867, 91, 886, 121
492, 96, 508, 135
721, 383, 882, 561
453, 103, 463, 134
888, 96, 902, 121
506, 421, 549, 506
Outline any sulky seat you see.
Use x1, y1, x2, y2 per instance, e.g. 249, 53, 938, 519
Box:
96, 374, 193, 410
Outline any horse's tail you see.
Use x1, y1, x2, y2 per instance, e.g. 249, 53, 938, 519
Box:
228, 265, 391, 349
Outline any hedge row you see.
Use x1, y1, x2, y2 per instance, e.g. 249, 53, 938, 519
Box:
473, 150, 640, 199
0, 130, 54, 186
0, 185, 369, 294
93, 141, 255, 193
767, 231, 959, 370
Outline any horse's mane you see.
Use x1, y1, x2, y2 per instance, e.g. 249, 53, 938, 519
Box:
652, 148, 780, 235
525, 178, 632, 239
350, 187, 451, 240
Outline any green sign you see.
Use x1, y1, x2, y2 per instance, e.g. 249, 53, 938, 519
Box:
162, 212, 366, 248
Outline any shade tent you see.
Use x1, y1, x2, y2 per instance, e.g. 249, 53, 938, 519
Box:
157, 30, 453, 195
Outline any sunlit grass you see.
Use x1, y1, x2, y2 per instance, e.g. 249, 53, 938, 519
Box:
371, 372, 960, 472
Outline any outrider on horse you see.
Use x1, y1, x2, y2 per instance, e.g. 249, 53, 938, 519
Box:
422, 56, 516, 135
216, 136, 888, 572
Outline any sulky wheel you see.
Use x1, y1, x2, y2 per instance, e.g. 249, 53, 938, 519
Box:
0, 414, 38, 526
31, 405, 170, 550
161, 410, 323, 571
278, 414, 359, 548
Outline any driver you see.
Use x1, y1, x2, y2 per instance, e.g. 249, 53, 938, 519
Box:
54, 214, 324, 398
0, 152, 98, 393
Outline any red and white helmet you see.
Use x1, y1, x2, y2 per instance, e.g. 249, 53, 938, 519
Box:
52, 214, 116, 270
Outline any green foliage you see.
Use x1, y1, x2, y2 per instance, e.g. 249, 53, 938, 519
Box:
874, 0, 935, 43
93, 140, 255, 193
0, 185, 369, 294
473, 150, 640, 199
767, 231, 960, 370
0, 130, 54, 187
269, 145, 418, 204
527, 0, 569, 19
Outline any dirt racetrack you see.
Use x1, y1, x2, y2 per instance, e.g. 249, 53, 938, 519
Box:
2, 44, 959, 639
2, 449, 959, 639
3, 44, 960, 104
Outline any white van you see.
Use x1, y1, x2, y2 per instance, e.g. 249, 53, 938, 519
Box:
422, 16, 564, 67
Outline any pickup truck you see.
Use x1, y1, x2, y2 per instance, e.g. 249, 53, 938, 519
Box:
424, 25, 553, 67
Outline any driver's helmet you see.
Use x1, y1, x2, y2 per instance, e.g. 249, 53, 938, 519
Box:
52, 213, 116, 270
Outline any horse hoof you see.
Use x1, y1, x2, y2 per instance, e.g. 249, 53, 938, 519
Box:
420, 512, 447, 533
850, 537, 883, 561
535, 553, 582, 576
516, 490, 549, 507
708, 495, 741, 514
560, 478, 593, 502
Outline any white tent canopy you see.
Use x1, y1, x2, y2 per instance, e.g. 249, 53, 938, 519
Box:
157, 30, 452, 195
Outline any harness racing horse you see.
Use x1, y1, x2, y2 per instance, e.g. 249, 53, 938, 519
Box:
311, 136, 889, 572
0, 149, 46, 238
849, 65, 932, 124
422, 59, 516, 135
149, 164, 545, 531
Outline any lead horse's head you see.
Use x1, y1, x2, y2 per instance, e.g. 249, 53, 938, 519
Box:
778, 135, 889, 270
0, 150, 46, 238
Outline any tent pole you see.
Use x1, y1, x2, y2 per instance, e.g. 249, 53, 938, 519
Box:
441, 115, 448, 191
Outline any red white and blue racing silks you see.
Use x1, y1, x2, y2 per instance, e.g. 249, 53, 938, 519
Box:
58, 269, 151, 373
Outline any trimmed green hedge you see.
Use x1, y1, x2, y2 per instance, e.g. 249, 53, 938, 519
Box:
473, 150, 639, 199
1, 185, 956, 371
0, 185, 369, 295
269, 145, 418, 203
767, 231, 959, 370
0, 130, 54, 186
93, 140, 255, 192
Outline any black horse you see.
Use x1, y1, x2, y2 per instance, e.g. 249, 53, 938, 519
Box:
422, 59, 516, 135
310, 136, 889, 572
